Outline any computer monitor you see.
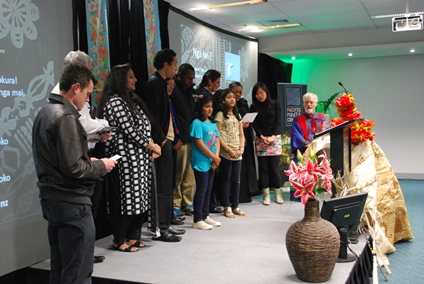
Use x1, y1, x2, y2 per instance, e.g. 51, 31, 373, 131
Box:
320, 192, 368, 262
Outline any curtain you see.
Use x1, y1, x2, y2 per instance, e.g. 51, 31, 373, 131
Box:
158, 0, 170, 49
72, 0, 88, 52
258, 53, 293, 100
129, 0, 148, 89
108, 0, 130, 67
143, 0, 162, 77
72, 0, 160, 87
86, 0, 111, 105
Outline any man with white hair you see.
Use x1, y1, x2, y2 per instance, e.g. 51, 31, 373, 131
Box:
290, 92, 325, 162
52, 51, 109, 150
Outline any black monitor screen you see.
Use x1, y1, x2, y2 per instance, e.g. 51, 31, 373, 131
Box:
321, 192, 368, 233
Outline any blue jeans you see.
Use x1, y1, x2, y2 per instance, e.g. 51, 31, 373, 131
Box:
219, 158, 242, 208
41, 199, 94, 284
193, 168, 215, 223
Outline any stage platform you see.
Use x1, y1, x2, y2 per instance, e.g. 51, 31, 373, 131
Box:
29, 199, 371, 284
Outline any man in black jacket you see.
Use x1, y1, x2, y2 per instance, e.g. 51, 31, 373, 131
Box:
142, 49, 184, 242
32, 65, 117, 283
171, 64, 196, 218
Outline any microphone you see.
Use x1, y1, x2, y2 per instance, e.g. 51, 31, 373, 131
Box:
338, 82, 348, 94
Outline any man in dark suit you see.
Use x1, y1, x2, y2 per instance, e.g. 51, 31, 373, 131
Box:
141, 49, 185, 242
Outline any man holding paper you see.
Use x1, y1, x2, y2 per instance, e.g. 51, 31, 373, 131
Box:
33, 65, 117, 283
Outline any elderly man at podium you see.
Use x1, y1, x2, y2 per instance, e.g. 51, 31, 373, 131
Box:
290, 92, 325, 162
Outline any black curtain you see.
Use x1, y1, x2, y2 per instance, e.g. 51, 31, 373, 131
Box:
258, 53, 293, 100
108, 0, 130, 67
72, 0, 88, 52
72, 0, 149, 88
158, 0, 170, 49
129, 0, 148, 89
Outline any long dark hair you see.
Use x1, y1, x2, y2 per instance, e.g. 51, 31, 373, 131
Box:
197, 69, 221, 94
194, 96, 215, 122
97, 63, 140, 118
216, 88, 241, 121
251, 82, 274, 110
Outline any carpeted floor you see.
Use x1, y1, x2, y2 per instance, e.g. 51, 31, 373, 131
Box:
29, 180, 421, 284
30, 189, 368, 284
258, 181, 424, 284
375, 180, 423, 283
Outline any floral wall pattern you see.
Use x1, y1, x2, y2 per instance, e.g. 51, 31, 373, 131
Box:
144, 0, 161, 76
86, 0, 110, 105
0, 0, 39, 49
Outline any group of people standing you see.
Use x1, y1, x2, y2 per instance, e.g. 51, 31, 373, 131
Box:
32, 47, 324, 283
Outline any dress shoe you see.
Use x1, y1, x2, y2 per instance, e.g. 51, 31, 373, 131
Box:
210, 206, 224, 213
171, 218, 184, 225
168, 226, 186, 235
94, 255, 105, 263
152, 230, 181, 242
182, 205, 194, 216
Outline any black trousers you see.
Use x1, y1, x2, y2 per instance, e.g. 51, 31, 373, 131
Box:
154, 139, 174, 231
41, 199, 94, 284
257, 155, 283, 189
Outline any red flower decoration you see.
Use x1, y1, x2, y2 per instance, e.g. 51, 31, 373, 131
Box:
332, 93, 375, 145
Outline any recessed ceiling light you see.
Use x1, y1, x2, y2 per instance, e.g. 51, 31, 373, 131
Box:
348, 53, 353, 57
371, 11, 424, 19
291, 56, 296, 60
410, 49, 416, 53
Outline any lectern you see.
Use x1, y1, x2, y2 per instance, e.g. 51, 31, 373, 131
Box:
314, 119, 362, 195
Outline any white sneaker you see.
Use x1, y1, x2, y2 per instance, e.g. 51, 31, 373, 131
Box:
192, 221, 213, 230
204, 216, 221, 227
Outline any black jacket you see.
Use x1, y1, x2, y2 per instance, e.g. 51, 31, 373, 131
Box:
141, 71, 170, 144
250, 99, 283, 137
171, 80, 195, 143
32, 93, 106, 205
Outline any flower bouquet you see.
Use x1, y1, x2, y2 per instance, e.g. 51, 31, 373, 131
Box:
284, 150, 333, 205
285, 150, 340, 283
331, 93, 375, 145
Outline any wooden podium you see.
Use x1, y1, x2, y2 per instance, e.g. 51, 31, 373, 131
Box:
314, 119, 362, 195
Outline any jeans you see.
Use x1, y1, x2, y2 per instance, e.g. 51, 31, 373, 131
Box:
41, 199, 94, 284
193, 168, 215, 223
219, 158, 242, 208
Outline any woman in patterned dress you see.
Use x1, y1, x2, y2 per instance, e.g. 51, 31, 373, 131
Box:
98, 64, 161, 252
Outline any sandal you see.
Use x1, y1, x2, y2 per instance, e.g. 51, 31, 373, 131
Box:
112, 241, 139, 252
224, 207, 235, 218
232, 207, 247, 216
127, 239, 146, 248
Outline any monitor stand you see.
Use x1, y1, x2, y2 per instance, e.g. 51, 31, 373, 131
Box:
349, 233, 360, 244
337, 227, 357, 263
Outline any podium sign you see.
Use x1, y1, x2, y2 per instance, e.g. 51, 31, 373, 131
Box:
277, 83, 307, 128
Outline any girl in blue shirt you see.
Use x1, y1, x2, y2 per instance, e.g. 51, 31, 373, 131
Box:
190, 96, 221, 230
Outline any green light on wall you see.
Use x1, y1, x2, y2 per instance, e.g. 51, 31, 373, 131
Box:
274, 56, 315, 84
